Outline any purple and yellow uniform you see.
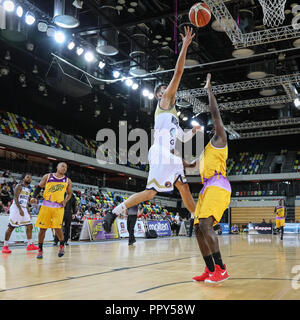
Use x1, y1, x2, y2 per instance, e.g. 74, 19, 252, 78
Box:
275, 206, 285, 228
194, 141, 231, 226
35, 173, 68, 229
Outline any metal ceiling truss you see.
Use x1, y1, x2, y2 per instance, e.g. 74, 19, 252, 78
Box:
230, 117, 300, 131
282, 83, 298, 100
203, 0, 244, 46
224, 125, 240, 139
192, 95, 293, 113
204, 0, 300, 48
178, 73, 300, 98
240, 26, 300, 48
232, 128, 300, 139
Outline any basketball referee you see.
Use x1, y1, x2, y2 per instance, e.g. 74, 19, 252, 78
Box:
126, 204, 142, 245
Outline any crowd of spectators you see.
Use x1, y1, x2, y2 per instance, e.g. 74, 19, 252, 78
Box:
0, 170, 180, 228
0, 170, 15, 214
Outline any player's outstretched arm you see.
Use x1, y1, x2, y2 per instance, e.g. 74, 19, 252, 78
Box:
160, 26, 195, 110
177, 124, 204, 143
204, 73, 227, 147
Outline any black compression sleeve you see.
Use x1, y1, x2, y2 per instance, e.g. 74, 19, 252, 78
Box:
33, 185, 42, 198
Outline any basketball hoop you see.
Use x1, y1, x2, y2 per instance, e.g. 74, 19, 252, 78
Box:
259, 0, 287, 28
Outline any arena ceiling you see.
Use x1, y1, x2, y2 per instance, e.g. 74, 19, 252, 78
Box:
1, 0, 300, 150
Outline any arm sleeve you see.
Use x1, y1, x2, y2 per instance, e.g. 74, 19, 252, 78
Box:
33, 185, 42, 198
176, 126, 194, 143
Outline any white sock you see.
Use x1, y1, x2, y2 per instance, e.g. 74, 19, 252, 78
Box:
27, 239, 32, 245
112, 202, 127, 215
4, 241, 9, 247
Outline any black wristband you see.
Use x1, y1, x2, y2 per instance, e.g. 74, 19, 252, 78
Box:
33, 185, 42, 198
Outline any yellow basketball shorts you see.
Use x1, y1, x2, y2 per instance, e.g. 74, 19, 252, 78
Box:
194, 186, 231, 226
35, 203, 65, 229
276, 218, 285, 228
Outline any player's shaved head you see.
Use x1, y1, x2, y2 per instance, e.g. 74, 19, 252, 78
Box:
57, 162, 67, 168
57, 162, 67, 175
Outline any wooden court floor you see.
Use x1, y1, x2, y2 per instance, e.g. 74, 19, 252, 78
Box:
0, 234, 300, 300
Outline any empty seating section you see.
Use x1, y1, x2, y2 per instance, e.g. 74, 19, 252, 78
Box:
75, 135, 97, 156
227, 152, 266, 176
231, 207, 276, 224
0, 111, 68, 150
295, 207, 300, 222
0, 110, 147, 171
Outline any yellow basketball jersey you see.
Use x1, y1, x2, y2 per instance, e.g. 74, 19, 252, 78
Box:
43, 173, 68, 203
199, 140, 228, 183
275, 206, 285, 218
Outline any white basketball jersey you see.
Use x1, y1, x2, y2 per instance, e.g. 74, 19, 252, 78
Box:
153, 102, 180, 151
13, 184, 31, 208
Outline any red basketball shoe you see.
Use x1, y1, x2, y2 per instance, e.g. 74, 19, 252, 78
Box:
192, 267, 213, 282
26, 243, 39, 251
2, 246, 11, 254
204, 264, 229, 283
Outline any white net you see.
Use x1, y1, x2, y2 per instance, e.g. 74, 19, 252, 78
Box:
259, 0, 287, 28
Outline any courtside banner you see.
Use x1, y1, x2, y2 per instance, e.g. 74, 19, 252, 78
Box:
147, 220, 171, 237
219, 223, 230, 234
117, 219, 129, 238
284, 223, 300, 234
248, 223, 273, 234
88, 219, 119, 240
0, 216, 53, 243
116, 219, 146, 238
134, 220, 146, 238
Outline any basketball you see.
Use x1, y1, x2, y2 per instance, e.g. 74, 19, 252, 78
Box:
189, 2, 211, 28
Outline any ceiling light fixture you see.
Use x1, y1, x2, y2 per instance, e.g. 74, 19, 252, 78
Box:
125, 78, 133, 87
32, 64, 38, 74
25, 12, 36, 25
67, 41, 75, 50
3, 0, 15, 12
142, 89, 149, 97
4, 50, 10, 60
98, 61, 105, 69
132, 83, 139, 90
113, 70, 120, 78
148, 93, 154, 100
16, 5, 23, 17
76, 47, 84, 56
54, 30, 66, 43
37, 21, 48, 32
84, 51, 95, 62
46, 26, 56, 37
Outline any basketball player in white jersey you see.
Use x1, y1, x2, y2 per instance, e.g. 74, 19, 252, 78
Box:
104, 26, 202, 233
2, 173, 39, 253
